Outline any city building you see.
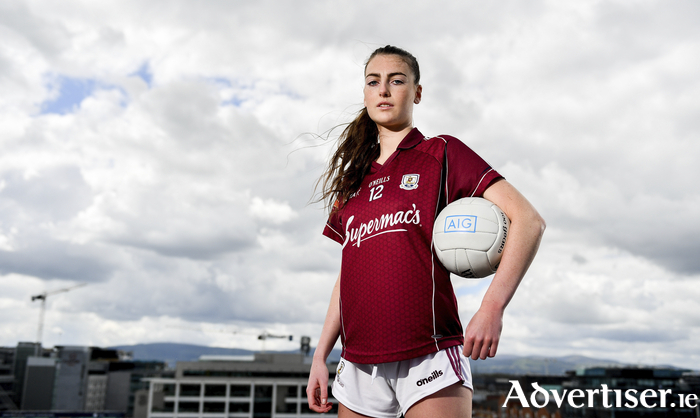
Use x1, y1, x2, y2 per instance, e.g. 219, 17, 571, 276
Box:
53, 346, 92, 410
20, 357, 57, 410
146, 353, 338, 418
0, 347, 16, 411
106, 360, 173, 417
0, 344, 170, 416
11, 342, 43, 408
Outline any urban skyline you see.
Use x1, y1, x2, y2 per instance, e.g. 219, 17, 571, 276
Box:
2, 342, 698, 417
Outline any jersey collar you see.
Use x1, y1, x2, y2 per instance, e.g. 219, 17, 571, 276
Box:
396, 127, 424, 150
370, 128, 425, 173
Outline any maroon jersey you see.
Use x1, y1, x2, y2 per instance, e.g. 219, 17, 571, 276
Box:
323, 128, 502, 364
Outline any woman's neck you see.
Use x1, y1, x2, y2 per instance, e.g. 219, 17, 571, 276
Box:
376, 125, 413, 165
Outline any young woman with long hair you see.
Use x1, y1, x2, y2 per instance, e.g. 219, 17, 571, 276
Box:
307, 45, 545, 418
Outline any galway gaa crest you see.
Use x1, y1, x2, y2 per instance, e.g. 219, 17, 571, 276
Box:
400, 174, 420, 190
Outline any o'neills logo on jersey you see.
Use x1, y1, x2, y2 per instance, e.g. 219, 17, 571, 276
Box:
416, 370, 444, 386
343, 204, 421, 248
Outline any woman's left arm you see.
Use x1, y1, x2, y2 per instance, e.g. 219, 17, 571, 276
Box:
463, 179, 546, 360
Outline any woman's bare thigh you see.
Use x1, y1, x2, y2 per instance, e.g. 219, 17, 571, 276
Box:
338, 403, 375, 418
405, 382, 473, 418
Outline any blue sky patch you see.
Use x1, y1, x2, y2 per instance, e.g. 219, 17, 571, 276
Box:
210, 77, 232, 87
454, 277, 493, 297
40, 75, 129, 115
212, 77, 245, 107
41, 76, 97, 115
131, 62, 153, 87
222, 96, 245, 107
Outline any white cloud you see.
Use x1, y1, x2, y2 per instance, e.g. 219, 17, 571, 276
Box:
249, 196, 297, 225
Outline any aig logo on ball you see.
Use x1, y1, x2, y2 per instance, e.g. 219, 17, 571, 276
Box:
444, 215, 477, 233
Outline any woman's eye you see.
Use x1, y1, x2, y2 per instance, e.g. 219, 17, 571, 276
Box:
367, 80, 378, 86
391, 79, 405, 85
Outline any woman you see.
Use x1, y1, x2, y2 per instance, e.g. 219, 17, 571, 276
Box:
307, 45, 545, 418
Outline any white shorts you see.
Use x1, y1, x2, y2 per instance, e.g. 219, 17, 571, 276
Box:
331, 345, 473, 418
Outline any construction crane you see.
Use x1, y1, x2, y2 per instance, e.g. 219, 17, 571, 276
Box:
257, 331, 294, 353
170, 325, 296, 353
257, 331, 293, 341
31, 283, 87, 348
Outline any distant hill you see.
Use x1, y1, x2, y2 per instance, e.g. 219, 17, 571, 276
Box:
110, 343, 689, 375
469, 354, 623, 375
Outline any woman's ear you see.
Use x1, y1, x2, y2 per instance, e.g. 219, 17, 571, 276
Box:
414, 85, 422, 104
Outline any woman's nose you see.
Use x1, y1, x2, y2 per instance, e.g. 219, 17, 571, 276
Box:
379, 82, 390, 96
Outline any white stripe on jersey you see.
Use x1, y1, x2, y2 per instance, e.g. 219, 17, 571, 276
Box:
470, 168, 494, 197
430, 135, 449, 351
326, 222, 343, 241
434, 136, 450, 205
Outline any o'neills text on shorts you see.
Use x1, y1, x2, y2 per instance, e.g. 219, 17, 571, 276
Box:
416, 370, 443, 386
503, 381, 699, 409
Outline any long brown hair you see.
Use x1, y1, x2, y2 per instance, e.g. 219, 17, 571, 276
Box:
317, 45, 420, 212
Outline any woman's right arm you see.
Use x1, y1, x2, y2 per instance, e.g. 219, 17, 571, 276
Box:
306, 271, 341, 413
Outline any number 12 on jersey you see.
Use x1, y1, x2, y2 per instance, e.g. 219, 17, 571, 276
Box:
369, 185, 384, 202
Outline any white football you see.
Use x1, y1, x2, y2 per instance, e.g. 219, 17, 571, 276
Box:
432, 197, 510, 278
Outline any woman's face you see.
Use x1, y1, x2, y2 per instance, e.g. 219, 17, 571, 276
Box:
364, 54, 422, 132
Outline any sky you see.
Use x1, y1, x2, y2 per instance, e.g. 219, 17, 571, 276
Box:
1, 0, 699, 370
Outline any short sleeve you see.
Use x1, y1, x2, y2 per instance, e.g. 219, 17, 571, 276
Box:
444, 136, 503, 203
322, 200, 345, 245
